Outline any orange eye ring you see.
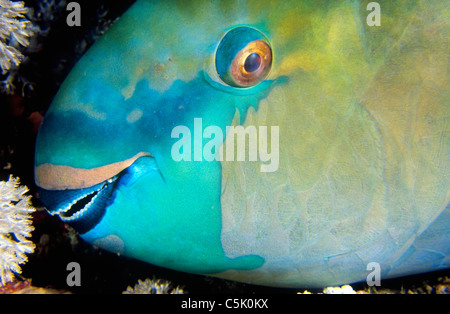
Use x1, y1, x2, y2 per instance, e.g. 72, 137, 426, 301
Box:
215, 27, 273, 88
230, 40, 272, 87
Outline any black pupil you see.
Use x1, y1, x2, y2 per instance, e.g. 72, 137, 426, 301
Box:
244, 53, 261, 73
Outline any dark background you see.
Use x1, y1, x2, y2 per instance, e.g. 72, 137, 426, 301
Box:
0, 0, 447, 294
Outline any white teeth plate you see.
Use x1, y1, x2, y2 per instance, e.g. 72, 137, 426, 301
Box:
57, 181, 109, 221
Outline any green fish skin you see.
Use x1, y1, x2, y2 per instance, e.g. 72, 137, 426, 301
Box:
35, 0, 449, 288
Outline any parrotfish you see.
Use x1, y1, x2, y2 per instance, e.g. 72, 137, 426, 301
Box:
34, 0, 449, 288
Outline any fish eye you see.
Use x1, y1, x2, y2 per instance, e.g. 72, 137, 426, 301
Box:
215, 26, 272, 88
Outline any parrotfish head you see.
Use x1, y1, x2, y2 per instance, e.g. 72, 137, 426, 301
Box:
35, 0, 449, 288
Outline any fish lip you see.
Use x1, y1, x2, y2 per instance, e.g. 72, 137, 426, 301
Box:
34, 152, 153, 191
36, 152, 161, 234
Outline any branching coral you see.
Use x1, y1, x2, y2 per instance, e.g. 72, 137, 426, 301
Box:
123, 278, 185, 294
0, 175, 35, 286
0, 0, 122, 96
0, 0, 34, 76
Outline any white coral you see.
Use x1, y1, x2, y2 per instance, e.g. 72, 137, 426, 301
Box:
0, 175, 35, 286
323, 285, 357, 294
0, 0, 33, 75
123, 278, 185, 294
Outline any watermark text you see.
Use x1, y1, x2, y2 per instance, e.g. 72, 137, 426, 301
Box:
171, 118, 279, 172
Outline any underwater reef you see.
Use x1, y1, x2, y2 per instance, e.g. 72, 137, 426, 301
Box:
0, 0, 448, 294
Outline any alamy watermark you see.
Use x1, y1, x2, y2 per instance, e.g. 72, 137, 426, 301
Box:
66, 2, 381, 27
65, 261, 382, 288
171, 118, 279, 173
366, 262, 381, 286
66, 261, 81, 287
66, 2, 81, 27
367, 2, 381, 27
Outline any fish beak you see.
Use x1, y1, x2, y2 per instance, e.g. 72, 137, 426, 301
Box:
35, 152, 162, 234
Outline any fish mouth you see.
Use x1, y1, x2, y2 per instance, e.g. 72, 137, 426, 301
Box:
35, 152, 157, 234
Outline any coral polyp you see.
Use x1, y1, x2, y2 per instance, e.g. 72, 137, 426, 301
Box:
0, 176, 35, 286
123, 278, 185, 294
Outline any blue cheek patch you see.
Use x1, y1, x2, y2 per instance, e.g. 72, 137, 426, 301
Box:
36, 70, 285, 274
36, 71, 284, 169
